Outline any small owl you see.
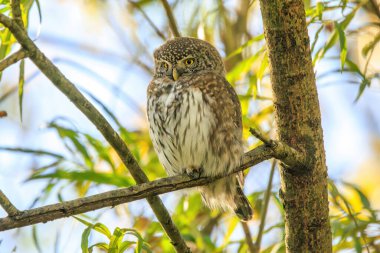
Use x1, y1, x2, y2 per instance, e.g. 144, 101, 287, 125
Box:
147, 37, 252, 221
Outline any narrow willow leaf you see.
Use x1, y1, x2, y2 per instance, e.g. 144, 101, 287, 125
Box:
18, 59, 25, 121
257, 52, 268, 81
345, 59, 363, 76
32, 226, 42, 253
84, 134, 115, 170
92, 223, 112, 239
315, 8, 356, 64
316, 2, 324, 20
311, 24, 324, 54
0, 147, 65, 159
48, 123, 93, 168
222, 218, 238, 245
353, 236, 363, 253
362, 33, 380, 57
30, 169, 133, 187
88, 242, 108, 253
119, 241, 135, 253
74, 216, 93, 227
34, 0, 42, 23
335, 21, 347, 71
81, 226, 92, 253
354, 79, 370, 102
141, 243, 152, 253
82, 89, 123, 129
342, 182, 372, 211
225, 34, 264, 59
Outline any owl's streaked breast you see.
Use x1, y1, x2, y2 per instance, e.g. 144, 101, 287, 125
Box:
147, 79, 216, 176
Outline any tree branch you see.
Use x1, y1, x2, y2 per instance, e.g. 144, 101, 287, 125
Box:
0, 13, 190, 253
0, 145, 272, 232
254, 159, 277, 252
0, 49, 28, 72
241, 222, 255, 253
11, 0, 23, 27
0, 190, 20, 217
160, 0, 181, 37
249, 128, 308, 172
128, 0, 166, 40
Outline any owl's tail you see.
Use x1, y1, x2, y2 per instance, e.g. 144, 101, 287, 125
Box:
233, 184, 253, 222
200, 175, 253, 222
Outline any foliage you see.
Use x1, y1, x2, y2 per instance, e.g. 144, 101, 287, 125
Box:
0, 0, 380, 252
75, 216, 151, 253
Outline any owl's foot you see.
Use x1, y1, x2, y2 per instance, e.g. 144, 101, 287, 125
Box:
185, 166, 203, 179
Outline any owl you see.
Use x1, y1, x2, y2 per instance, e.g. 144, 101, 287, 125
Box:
147, 37, 252, 221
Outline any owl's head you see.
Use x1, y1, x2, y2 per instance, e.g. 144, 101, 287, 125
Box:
153, 37, 225, 80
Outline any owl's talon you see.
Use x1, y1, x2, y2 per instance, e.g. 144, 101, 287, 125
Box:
185, 166, 203, 179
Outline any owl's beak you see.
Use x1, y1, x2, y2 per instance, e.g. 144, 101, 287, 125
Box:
172, 68, 179, 81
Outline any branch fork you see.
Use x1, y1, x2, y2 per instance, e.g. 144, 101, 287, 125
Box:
249, 128, 308, 172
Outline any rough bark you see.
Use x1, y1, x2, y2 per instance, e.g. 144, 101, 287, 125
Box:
259, 1, 332, 252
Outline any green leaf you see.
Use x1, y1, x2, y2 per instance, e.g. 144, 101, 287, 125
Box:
222, 217, 239, 245
142, 243, 152, 253
257, 52, 268, 81
74, 216, 93, 227
34, 0, 42, 24
32, 225, 42, 253
311, 24, 324, 54
362, 33, 380, 57
354, 78, 370, 102
48, 123, 93, 168
81, 226, 93, 253
316, 2, 324, 20
353, 236, 362, 253
82, 89, 123, 129
225, 34, 264, 59
18, 59, 25, 122
93, 223, 112, 239
75, 218, 110, 237
119, 241, 135, 253
335, 21, 347, 71
0, 147, 65, 159
314, 9, 356, 65
30, 169, 133, 187
84, 133, 115, 170
88, 242, 108, 252
342, 182, 372, 211
345, 59, 363, 77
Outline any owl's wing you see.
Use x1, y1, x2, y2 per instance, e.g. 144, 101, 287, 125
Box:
190, 72, 242, 134
190, 72, 244, 178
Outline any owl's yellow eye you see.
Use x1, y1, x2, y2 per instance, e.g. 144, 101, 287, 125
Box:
185, 58, 194, 65
161, 62, 169, 70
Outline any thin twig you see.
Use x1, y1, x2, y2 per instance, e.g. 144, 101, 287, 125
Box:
0, 12, 190, 253
10, 0, 23, 27
0, 49, 28, 72
249, 128, 273, 146
128, 0, 166, 40
0, 145, 273, 231
160, 0, 181, 37
249, 128, 308, 172
369, 0, 380, 19
241, 222, 256, 253
0, 190, 20, 216
254, 159, 277, 252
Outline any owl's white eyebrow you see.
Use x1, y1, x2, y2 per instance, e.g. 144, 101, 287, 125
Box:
180, 55, 194, 60
156, 60, 171, 66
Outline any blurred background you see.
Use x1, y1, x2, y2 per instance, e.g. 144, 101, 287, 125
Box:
0, 0, 379, 252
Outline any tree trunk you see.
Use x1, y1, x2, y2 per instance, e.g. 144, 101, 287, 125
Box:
258, 1, 332, 252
